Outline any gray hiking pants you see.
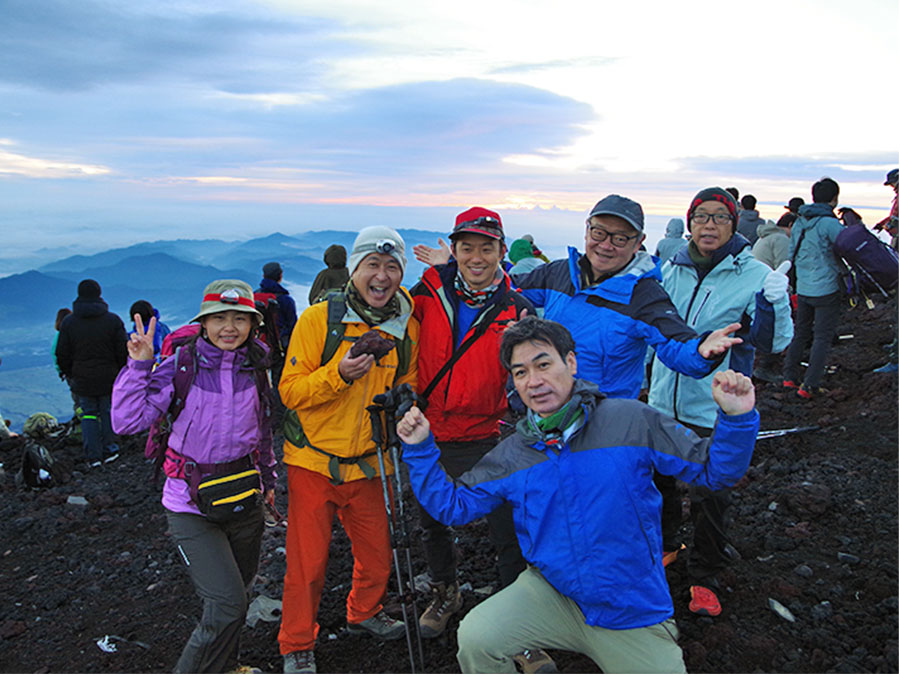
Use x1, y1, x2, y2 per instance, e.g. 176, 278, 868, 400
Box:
166, 505, 263, 674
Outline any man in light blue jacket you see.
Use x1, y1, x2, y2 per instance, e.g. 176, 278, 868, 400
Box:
782, 177, 845, 398
647, 187, 793, 616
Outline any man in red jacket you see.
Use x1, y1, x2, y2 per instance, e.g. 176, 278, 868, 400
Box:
409, 208, 541, 658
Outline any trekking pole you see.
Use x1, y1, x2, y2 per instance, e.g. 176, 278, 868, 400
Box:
367, 403, 422, 674
383, 403, 426, 671
756, 425, 820, 440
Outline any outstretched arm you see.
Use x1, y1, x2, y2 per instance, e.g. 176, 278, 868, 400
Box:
412, 238, 451, 266
399, 407, 505, 526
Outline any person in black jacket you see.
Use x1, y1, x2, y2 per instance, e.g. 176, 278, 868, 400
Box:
56, 279, 128, 467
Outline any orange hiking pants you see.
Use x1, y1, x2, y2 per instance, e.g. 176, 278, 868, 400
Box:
278, 465, 392, 653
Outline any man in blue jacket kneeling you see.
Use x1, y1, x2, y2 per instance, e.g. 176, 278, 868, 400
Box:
397, 316, 759, 674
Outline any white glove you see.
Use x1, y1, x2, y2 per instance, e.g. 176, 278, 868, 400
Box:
763, 261, 791, 302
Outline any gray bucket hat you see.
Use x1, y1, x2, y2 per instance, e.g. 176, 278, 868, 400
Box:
191, 279, 263, 323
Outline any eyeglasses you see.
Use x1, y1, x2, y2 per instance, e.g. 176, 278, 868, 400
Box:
586, 225, 640, 248
691, 212, 734, 225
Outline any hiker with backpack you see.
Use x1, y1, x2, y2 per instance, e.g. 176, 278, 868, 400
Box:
256, 261, 298, 352
111, 279, 277, 674
407, 207, 549, 669
397, 316, 760, 673
781, 177, 846, 400
308, 244, 350, 305
277, 226, 419, 674
646, 187, 793, 617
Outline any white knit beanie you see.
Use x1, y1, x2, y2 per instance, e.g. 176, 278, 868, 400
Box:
347, 226, 407, 275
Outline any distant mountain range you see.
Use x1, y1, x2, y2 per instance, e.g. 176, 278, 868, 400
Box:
0, 228, 443, 429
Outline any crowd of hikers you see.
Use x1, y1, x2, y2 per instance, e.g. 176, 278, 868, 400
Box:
3, 169, 896, 674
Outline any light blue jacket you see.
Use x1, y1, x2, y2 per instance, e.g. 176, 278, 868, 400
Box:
789, 203, 845, 297
648, 236, 793, 428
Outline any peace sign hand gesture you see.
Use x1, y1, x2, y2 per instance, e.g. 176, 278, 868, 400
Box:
128, 314, 157, 361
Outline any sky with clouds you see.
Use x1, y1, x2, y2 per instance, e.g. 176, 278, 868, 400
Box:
0, 0, 897, 270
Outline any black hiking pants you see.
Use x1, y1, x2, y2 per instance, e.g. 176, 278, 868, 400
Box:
415, 438, 525, 589
658, 423, 733, 587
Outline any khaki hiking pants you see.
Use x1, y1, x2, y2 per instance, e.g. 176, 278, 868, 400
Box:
457, 566, 685, 674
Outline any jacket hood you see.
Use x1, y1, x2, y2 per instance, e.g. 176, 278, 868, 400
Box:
664, 218, 685, 238
509, 238, 536, 263
259, 277, 290, 295
72, 297, 109, 318
756, 219, 781, 239
324, 244, 348, 269
797, 202, 837, 224
568, 247, 660, 304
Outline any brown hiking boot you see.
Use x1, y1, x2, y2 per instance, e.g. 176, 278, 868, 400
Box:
418, 580, 463, 638
513, 649, 558, 674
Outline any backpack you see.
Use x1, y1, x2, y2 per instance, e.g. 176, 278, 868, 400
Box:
15, 440, 61, 488
160, 324, 200, 360
253, 292, 285, 361
144, 337, 272, 482
833, 223, 899, 303
281, 291, 412, 484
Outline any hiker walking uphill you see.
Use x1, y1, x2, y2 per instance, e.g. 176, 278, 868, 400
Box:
397, 317, 761, 674
111, 279, 277, 674
277, 226, 419, 675
782, 177, 847, 399
55, 279, 127, 468
308, 244, 350, 305
408, 207, 544, 665
647, 186, 793, 617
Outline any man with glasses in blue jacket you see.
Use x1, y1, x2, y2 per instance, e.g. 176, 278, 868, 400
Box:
509, 195, 741, 401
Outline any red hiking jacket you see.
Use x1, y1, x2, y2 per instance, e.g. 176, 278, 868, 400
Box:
411, 264, 533, 442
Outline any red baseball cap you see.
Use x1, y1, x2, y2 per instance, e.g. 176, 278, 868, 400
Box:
451, 207, 504, 242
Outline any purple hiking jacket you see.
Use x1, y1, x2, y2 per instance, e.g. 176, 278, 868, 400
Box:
112, 337, 277, 515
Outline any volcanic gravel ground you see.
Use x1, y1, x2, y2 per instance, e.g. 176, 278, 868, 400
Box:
0, 300, 897, 673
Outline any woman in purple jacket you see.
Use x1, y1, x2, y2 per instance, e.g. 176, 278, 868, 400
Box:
112, 279, 277, 674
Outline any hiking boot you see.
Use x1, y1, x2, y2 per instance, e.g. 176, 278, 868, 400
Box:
689, 585, 722, 617
873, 361, 899, 374
797, 384, 827, 400
89, 460, 103, 469
346, 610, 406, 641
283, 650, 316, 674
662, 543, 685, 568
782, 379, 799, 389
513, 649, 558, 674
419, 580, 464, 638
103, 449, 120, 464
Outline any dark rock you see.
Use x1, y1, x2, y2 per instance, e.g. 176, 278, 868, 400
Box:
836, 552, 860, 565
810, 601, 833, 621
794, 564, 814, 578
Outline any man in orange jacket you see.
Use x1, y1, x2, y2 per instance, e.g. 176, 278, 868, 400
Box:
278, 226, 420, 675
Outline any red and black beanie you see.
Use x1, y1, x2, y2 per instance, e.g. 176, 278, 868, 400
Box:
687, 187, 739, 233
